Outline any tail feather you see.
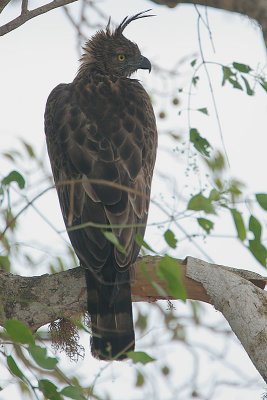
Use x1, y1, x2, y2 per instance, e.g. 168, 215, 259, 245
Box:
85, 267, 135, 360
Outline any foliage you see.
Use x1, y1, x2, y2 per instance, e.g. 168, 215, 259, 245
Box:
2, 320, 87, 400
185, 57, 267, 267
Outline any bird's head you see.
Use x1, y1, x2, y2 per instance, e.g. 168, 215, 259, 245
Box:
78, 10, 153, 78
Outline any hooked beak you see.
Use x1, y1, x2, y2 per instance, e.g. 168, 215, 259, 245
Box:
138, 55, 152, 73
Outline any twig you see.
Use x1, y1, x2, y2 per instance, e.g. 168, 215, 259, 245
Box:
195, 7, 230, 167
0, 0, 78, 36
0, 186, 54, 240
0, 0, 11, 14
21, 0, 28, 15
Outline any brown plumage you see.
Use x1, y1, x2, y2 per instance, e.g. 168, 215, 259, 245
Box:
45, 10, 157, 360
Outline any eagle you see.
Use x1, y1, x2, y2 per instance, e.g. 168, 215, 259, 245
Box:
44, 10, 157, 360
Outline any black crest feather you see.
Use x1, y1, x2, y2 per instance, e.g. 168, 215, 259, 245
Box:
106, 9, 155, 37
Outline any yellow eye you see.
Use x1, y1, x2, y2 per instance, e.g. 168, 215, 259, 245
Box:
117, 54, 126, 61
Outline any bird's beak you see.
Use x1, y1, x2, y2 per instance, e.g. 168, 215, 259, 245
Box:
138, 55, 152, 73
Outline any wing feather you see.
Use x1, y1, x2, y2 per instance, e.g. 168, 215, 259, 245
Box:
45, 75, 157, 272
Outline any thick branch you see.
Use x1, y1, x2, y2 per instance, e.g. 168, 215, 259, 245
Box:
0, 0, 78, 36
0, 256, 266, 328
0, 255, 266, 381
0, 0, 11, 14
150, 0, 267, 44
186, 257, 267, 382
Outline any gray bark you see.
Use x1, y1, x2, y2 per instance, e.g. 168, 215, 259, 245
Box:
0, 0, 78, 36
0, 255, 266, 381
186, 256, 267, 383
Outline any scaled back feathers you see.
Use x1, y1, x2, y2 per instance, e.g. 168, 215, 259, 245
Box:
45, 9, 157, 360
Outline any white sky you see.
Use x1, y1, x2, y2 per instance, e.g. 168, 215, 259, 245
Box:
0, 1, 267, 399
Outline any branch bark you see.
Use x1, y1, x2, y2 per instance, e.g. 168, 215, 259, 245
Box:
1, 0, 267, 45
150, 0, 267, 44
0, 255, 266, 381
0, 0, 11, 14
0, 0, 78, 36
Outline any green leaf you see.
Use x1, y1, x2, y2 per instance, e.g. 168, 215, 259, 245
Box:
260, 79, 267, 92
56, 256, 65, 272
192, 76, 199, 86
60, 386, 85, 400
187, 193, 215, 214
249, 215, 262, 241
241, 76, 254, 96
134, 234, 156, 253
197, 218, 214, 234
5, 320, 34, 345
38, 379, 61, 400
135, 371, 145, 387
150, 281, 168, 297
222, 66, 234, 86
164, 229, 177, 249
233, 62, 252, 73
256, 193, 267, 211
209, 188, 220, 201
2, 150, 22, 162
127, 351, 156, 365
190, 59, 197, 67
228, 179, 243, 200
214, 178, 223, 190
2, 170, 25, 189
197, 107, 208, 115
228, 77, 243, 90
190, 128, 211, 157
0, 255, 11, 272
157, 256, 187, 300
7, 355, 26, 382
205, 151, 225, 172
5, 209, 17, 232
248, 240, 267, 267
28, 344, 58, 370
21, 140, 35, 158
0, 186, 4, 203
102, 231, 126, 254
230, 209, 246, 241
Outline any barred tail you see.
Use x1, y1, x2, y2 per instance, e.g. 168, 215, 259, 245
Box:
85, 267, 135, 360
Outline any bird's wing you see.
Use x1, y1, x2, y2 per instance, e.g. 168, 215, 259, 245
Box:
45, 76, 157, 271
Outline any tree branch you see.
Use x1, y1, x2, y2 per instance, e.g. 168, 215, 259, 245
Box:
0, 0, 11, 14
185, 257, 267, 383
150, 0, 267, 44
21, 0, 29, 15
1, 0, 266, 46
0, 0, 78, 36
0, 255, 266, 380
